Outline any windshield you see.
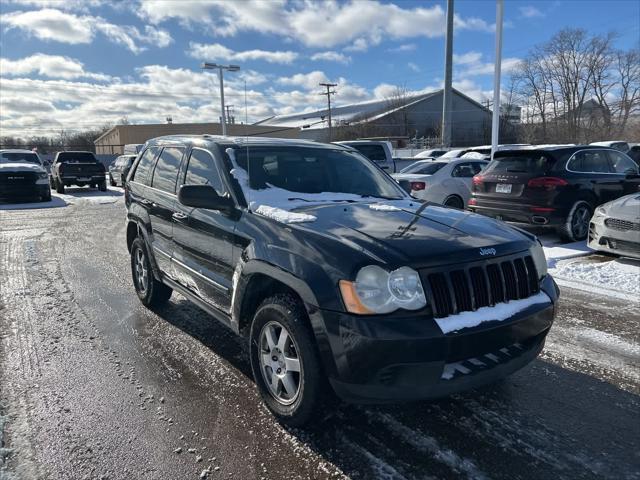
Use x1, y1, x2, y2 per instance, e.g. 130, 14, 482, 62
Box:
0, 152, 41, 165
230, 146, 406, 204
484, 153, 554, 175
400, 162, 446, 174
56, 152, 97, 163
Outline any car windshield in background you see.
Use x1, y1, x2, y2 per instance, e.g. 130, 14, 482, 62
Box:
57, 152, 97, 163
483, 153, 554, 175
0, 152, 41, 164
233, 146, 405, 200
400, 162, 447, 174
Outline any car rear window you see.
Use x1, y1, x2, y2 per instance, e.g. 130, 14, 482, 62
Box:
401, 162, 447, 174
56, 152, 97, 163
348, 144, 387, 162
484, 152, 554, 175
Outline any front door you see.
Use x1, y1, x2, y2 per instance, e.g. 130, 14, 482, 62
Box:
172, 147, 237, 314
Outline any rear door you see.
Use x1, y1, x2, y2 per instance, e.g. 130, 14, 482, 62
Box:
567, 149, 621, 204
146, 146, 185, 277
608, 150, 640, 196
172, 147, 236, 314
450, 161, 486, 197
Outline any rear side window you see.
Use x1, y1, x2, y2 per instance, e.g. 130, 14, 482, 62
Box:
151, 147, 184, 193
184, 149, 226, 195
131, 147, 159, 185
350, 144, 387, 162
451, 162, 479, 178
484, 153, 553, 175
401, 162, 446, 175
568, 150, 611, 173
608, 151, 638, 174
56, 152, 96, 163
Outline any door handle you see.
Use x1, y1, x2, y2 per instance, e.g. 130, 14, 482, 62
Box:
172, 212, 188, 222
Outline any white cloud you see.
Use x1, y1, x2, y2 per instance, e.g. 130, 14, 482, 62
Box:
188, 42, 298, 64
407, 62, 421, 72
277, 71, 330, 90
310, 51, 351, 64
519, 6, 545, 18
0, 54, 111, 81
1, 8, 173, 54
388, 43, 417, 53
454, 51, 520, 76
137, 0, 495, 48
343, 38, 369, 52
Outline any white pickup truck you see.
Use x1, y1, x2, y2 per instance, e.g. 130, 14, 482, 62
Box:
335, 140, 416, 174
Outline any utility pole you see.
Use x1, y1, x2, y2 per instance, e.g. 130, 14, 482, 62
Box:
441, 0, 454, 147
491, 0, 504, 159
201, 63, 240, 136
225, 105, 234, 125
319, 82, 337, 141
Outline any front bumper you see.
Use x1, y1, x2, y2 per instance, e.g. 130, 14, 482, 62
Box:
0, 183, 50, 200
311, 275, 558, 403
589, 215, 640, 259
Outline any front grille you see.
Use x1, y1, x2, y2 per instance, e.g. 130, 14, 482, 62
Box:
603, 238, 640, 254
0, 172, 38, 186
425, 254, 539, 318
605, 218, 640, 232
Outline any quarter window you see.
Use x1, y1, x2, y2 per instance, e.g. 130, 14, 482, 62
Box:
151, 147, 184, 193
568, 151, 611, 173
608, 151, 638, 175
184, 148, 226, 195
131, 147, 159, 185
451, 162, 477, 178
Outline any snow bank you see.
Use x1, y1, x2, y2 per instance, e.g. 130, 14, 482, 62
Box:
543, 241, 591, 267
549, 257, 640, 300
435, 292, 552, 334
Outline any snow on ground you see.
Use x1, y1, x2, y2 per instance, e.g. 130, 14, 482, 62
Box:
543, 241, 591, 268
0, 185, 122, 211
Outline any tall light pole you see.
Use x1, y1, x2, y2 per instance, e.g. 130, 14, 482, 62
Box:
201, 62, 240, 136
491, 0, 504, 159
441, 0, 454, 147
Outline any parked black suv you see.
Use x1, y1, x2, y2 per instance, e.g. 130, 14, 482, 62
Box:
468, 145, 640, 241
50, 151, 107, 194
125, 135, 558, 426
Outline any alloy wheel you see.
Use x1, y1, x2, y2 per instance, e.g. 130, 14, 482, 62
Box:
258, 321, 302, 405
571, 205, 590, 239
134, 247, 148, 294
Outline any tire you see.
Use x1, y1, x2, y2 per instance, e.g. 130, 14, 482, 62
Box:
443, 195, 464, 209
98, 179, 107, 192
250, 294, 324, 427
130, 237, 172, 307
42, 189, 52, 202
55, 178, 65, 194
557, 200, 592, 242
109, 174, 116, 187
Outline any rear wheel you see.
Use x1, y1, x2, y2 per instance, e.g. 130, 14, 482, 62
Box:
250, 294, 324, 427
41, 189, 52, 202
443, 195, 464, 209
130, 237, 172, 307
98, 179, 107, 192
557, 200, 592, 242
55, 178, 65, 194
109, 174, 116, 186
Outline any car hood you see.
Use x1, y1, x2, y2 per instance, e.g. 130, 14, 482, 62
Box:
290, 200, 533, 268
0, 162, 46, 174
601, 194, 640, 221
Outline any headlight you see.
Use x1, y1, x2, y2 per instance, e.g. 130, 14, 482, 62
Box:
339, 265, 427, 314
595, 206, 607, 216
38, 172, 48, 179
530, 241, 547, 279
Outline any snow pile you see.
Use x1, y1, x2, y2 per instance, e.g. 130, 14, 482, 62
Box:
550, 257, 640, 300
226, 147, 410, 224
369, 203, 401, 211
255, 205, 317, 223
435, 292, 552, 334
543, 241, 591, 268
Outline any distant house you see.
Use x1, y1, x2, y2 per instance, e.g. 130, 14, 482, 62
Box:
254, 88, 493, 146
94, 122, 299, 155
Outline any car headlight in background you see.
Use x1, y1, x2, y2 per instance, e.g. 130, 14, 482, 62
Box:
339, 265, 427, 314
530, 241, 548, 279
36, 172, 50, 184
595, 206, 607, 216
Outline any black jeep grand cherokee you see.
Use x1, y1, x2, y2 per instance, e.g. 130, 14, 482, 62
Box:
125, 135, 558, 426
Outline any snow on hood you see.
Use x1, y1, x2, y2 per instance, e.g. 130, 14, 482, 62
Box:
369, 203, 401, 211
0, 162, 45, 173
460, 151, 488, 159
226, 147, 408, 224
435, 291, 551, 334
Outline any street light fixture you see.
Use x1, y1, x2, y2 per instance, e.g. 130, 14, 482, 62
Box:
201, 62, 241, 136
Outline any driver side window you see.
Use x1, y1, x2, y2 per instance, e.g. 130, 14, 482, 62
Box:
608, 151, 638, 175
183, 148, 226, 196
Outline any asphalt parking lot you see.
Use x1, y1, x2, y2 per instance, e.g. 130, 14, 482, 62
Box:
1, 188, 639, 480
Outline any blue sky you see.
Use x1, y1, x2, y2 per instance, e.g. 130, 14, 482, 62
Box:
1, 0, 638, 138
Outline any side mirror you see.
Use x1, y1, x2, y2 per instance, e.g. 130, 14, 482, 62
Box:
398, 180, 412, 193
178, 184, 234, 211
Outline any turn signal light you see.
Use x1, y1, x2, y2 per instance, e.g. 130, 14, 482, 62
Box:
527, 177, 568, 189
411, 181, 426, 191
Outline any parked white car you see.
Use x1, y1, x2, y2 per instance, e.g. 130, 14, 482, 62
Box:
393, 158, 488, 208
413, 148, 449, 159
588, 193, 640, 259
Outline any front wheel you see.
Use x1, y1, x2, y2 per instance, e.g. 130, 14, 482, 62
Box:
130, 237, 172, 307
557, 200, 592, 242
250, 294, 324, 427
98, 179, 107, 192
55, 178, 65, 194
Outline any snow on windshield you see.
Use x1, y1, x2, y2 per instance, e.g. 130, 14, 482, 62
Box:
226, 147, 409, 224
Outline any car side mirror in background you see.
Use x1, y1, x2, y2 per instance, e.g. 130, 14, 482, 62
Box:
178, 184, 234, 212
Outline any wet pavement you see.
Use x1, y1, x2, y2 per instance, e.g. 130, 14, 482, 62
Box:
1, 191, 639, 480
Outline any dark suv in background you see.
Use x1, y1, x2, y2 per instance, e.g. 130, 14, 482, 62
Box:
468, 145, 639, 241
125, 135, 557, 426
50, 151, 107, 194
